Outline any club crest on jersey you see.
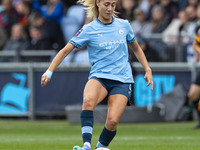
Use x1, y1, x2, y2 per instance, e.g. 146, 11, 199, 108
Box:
119, 29, 124, 35
75, 28, 83, 37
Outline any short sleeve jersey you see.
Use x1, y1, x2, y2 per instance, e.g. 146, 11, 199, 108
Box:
69, 17, 135, 83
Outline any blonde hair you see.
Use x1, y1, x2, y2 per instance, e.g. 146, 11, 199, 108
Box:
77, 0, 118, 19
77, 0, 99, 19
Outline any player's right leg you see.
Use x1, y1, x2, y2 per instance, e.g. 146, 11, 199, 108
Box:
73, 78, 108, 150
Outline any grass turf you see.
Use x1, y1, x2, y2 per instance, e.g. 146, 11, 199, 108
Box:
0, 120, 200, 150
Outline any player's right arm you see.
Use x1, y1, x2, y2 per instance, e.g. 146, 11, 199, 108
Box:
41, 43, 75, 87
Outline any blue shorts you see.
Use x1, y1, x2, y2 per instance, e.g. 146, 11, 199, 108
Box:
90, 76, 134, 105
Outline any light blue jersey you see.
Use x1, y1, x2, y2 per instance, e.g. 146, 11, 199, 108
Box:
69, 17, 135, 83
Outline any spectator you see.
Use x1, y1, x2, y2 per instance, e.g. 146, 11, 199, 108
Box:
184, 3, 200, 63
15, 1, 32, 27
162, 9, 187, 44
131, 8, 151, 36
2, 23, 29, 62
0, 0, 20, 37
177, 9, 195, 62
178, 10, 190, 45
120, 0, 139, 22
15, 1, 32, 38
188, 0, 199, 8
138, 0, 150, 15
26, 25, 52, 51
0, 26, 7, 50
150, 5, 169, 61
185, 5, 197, 23
195, 3, 200, 26
23, 25, 54, 62
29, 11, 65, 50
160, 0, 179, 23
151, 5, 169, 33
32, 0, 64, 25
24, 26, 52, 60
181, 5, 197, 45
3, 23, 28, 51
146, 0, 159, 21
178, 10, 189, 34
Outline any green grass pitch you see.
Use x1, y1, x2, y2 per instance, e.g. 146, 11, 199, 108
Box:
0, 120, 200, 150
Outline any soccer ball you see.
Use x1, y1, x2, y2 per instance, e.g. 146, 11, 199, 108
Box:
96, 148, 110, 150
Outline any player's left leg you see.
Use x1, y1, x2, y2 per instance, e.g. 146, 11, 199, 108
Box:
96, 94, 128, 149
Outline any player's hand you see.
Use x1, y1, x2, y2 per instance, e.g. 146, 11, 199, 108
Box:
144, 68, 153, 90
41, 75, 50, 87
41, 70, 53, 87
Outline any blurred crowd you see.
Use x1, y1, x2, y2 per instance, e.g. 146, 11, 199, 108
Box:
0, 0, 200, 63
117, 0, 200, 62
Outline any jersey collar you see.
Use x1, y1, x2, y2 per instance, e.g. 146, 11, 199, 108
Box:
96, 16, 115, 25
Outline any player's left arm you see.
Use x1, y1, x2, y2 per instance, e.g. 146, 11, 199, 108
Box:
128, 40, 153, 90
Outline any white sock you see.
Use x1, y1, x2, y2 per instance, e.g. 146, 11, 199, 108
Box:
84, 142, 91, 148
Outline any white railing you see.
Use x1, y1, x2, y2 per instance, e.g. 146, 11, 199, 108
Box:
0, 50, 57, 62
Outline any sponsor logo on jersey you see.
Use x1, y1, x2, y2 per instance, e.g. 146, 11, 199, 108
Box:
99, 40, 125, 49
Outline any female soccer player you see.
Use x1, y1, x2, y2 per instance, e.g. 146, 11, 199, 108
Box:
41, 0, 153, 149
